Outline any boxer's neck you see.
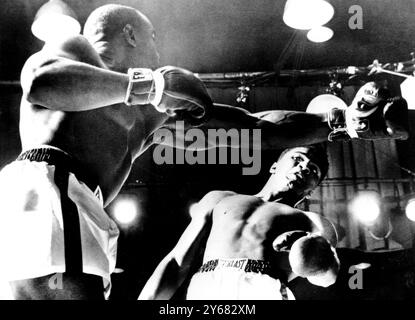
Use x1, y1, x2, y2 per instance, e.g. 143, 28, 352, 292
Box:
93, 40, 131, 73
93, 41, 117, 69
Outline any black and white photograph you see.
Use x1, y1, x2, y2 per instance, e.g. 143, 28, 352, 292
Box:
1, 0, 415, 306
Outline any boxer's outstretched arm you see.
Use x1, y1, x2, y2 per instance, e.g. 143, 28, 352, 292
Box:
158, 82, 409, 151
138, 191, 232, 300
20, 35, 150, 111
161, 104, 331, 151
224, 106, 331, 149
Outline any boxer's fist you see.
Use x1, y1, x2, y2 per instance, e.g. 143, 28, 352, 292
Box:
154, 66, 211, 120
288, 234, 340, 287
125, 66, 211, 125
327, 82, 409, 141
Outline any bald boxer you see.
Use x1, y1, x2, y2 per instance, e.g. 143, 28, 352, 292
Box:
139, 144, 339, 300
0, 2, 407, 299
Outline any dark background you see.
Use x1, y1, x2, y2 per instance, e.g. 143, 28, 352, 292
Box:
1, 0, 415, 78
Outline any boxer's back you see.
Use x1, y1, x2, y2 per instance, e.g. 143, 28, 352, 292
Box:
19, 96, 163, 206
18, 34, 166, 206
203, 194, 313, 262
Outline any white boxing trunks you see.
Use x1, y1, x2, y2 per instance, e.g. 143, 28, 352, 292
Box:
0, 147, 119, 299
186, 258, 295, 300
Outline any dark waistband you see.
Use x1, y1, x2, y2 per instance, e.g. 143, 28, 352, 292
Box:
198, 258, 273, 276
17, 147, 97, 192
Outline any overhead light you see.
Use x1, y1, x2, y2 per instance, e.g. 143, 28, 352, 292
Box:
111, 195, 139, 225
400, 77, 415, 110
353, 262, 371, 270
31, 0, 81, 42
306, 94, 347, 114
307, 26, 334, 43
283, 0, 334, 30
405, 198, 415, 222
113, 268, 125, 274
348, 190, 381, 225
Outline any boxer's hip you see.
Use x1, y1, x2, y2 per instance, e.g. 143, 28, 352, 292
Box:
0, 146, 119, 299
186, 258, 295, 300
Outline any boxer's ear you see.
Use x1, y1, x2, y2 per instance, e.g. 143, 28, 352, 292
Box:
123, 24, 137, 47
269, 162, 277, 174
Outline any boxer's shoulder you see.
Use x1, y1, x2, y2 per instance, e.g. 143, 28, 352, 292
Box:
27, 35, 106, 68
199, 190, 236, 207
261, 201, 302, 215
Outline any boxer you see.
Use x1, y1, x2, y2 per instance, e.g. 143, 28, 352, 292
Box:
138, 144, 339, 300
0, 2, 407, 299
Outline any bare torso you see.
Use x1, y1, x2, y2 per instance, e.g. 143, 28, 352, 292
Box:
19, 100, 167, 206
203, 192, 315, 262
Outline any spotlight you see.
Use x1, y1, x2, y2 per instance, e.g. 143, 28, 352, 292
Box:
112, 195, 138, 225
306, 94, 347, 114
31, 0, 81, 42
405, 198, 415, 222
113, 268, 125, 274
348, 191, 381, 225
353, 262, 371, 270
400, 77, 415, 110
283, 0, 334, 30
307, 26, 334, 43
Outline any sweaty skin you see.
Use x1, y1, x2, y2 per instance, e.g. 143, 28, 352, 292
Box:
20, 26, 332, 207
20, 94, 167, 206
15, 5, 333, 299
20, 25, 166, 206
203, 192, 335, 264
137, 191, 337, 300
138, 147, 337, 300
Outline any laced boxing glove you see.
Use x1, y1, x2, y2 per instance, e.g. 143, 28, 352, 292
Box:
124, 66, 211, 125
326, 82, 409, 141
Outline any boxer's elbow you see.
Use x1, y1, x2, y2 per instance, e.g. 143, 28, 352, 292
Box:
140, 257, 182, 300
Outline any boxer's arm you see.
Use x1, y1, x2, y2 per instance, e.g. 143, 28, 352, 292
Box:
138, 191, 233, 300
138, 212, 211, 300
272, 209, 339, 284
250, 108, 331, 149
160, 103, 331, 150
303, 211, 338, 247
20, 35, 151, 111
159, 86, 408, 151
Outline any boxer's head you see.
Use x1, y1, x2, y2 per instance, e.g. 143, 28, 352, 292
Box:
267, 144, 328, 204
288, 233, 340, 287
351, 81, 390, 111
84, 4, 160, 72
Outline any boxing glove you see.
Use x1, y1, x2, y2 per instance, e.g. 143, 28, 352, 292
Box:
124, 66, 211, 124
325, 82, 409, 141
288, 234, 340, 287
273, 230, 310, 252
